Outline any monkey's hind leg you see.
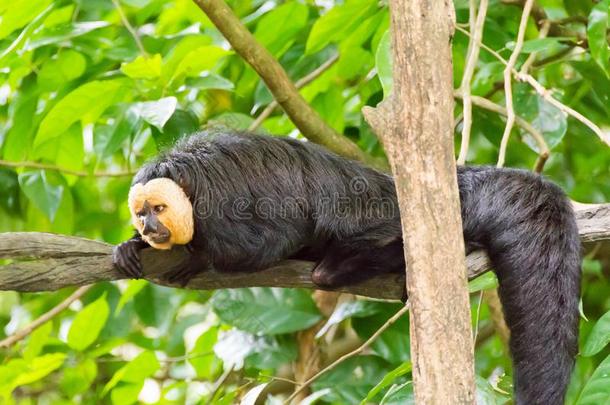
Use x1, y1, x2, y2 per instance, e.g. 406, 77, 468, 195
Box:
311, 239, 404, 289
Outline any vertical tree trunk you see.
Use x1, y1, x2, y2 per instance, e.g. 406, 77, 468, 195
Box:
363, 1, 475, 403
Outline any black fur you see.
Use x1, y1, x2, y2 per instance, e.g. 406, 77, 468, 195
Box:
114, 130, 580, 404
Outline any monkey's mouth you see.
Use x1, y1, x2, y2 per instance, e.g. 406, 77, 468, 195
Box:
146, 233, 170, 244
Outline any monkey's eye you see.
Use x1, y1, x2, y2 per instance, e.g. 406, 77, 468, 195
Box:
136, 210, 145, 219
153, 204, 166, 214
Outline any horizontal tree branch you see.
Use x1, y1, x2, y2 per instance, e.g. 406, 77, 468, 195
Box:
0, 204, 608, 300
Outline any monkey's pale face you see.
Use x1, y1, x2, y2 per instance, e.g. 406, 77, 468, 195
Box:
128, 178, 194, 250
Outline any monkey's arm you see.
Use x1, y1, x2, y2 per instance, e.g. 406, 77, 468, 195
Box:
112, 233, 149, 278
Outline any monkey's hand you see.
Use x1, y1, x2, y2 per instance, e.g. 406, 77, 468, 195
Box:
113, 237, 148, 279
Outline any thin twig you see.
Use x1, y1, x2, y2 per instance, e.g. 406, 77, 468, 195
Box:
0, 285, 92, 348
454, 93, 548, 157
161, 351, 215, 363
457, 0, 489, 165
521, 20, 551, 172
456, 24, 610, 150
455, 26, 507, 64
205, 365, 234, 405
521, 74, 610, 146
501, 0, 587, 47
497, 0, 534, 168
520, 20, 550, 76
0, 160, 133, 177
284, 303, 410, 404
533, 155, 549, 173
472, 290, 484, 343
249, 53, 340, 131
112, 0, 147, 56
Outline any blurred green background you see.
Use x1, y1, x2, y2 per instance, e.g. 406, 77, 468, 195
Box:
0, 0, 609, 403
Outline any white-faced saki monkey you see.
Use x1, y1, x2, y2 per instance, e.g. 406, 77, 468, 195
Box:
113, 130, 580, 404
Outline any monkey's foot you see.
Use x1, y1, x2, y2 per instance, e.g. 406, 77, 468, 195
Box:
164, 264, 199, 287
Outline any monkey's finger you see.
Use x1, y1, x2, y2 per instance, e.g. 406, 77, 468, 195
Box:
112, 247, 132, 277
125, 248, 143, 278
125, 257, 142, 278
118, 256, 138, 278
115, 258, 133, 278
114, 246, 141, 279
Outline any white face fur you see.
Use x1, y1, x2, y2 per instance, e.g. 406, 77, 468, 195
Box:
128, 178, 194, 249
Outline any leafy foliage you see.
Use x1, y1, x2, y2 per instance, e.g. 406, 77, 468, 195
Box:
0, 0, 608, 403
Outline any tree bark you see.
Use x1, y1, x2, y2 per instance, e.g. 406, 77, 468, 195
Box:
0, 204, 610, 300
0, 204, 608, 298
363, 1, 476, 402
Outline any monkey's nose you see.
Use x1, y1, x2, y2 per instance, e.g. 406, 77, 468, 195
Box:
142, 224, 156, 235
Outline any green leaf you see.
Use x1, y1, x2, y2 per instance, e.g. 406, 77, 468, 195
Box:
208, 112, 255, 130
254, 2, 308, 57
576, 353, 610, 404
13, 353, 67, 386
189, 327, 222, 379
2, 77, 38, 162
121, 54, 163, 79
133, 284, 181, 328
36, 79, 131, 146
0, 354, 67, 397
23, 321, 53, 361
185, 74, 235, 91
506, 37, 574, 54
380, 382, 414, 405
24, 21, 111, 51
32, 123, 84, 175
103, 351, 160, 396
169, 45, 230, 84
376, 29, 392, 97
312, 86, 344, 133
245, 335, 298, 369
211, 288, 321, 335
96, 109, 141, 158
582, 309, 610, 356
514, 84, 567, 152
131, 97, 177, 130
0, 0, 52, 40
312, 355, 390, 403
353, 304, 410, 365
115, 279, 148, 316
37, 49, 86, 90
0, 291, 19, 318
337, 46, 372, 80
213, 328, 259, 370
67, 293, 110, 351
0, 169, 21, 215
468, 272, 499, 293
587, 0, 610, 77
476, 375, 510, 404
241, 383, 269, 405
59, 358, 97, 397
152, 108, 200, 149
18, 170, 64, 221
361, 361, 412, 405
110, 382, 143, 405
306, 0, 378, 54
317, 300, 383, 338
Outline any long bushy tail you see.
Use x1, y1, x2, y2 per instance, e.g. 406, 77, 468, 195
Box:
459, 167, 581, 405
